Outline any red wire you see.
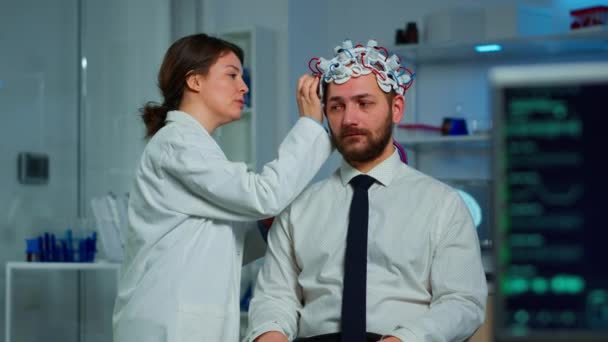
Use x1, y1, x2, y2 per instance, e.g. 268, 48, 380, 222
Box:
374, 46, 389, 60
393, 140, 408, 164
308, 57, 321, 75
397, 123, 442, 131
399, 68, 415, 91
360, 53, 386, 81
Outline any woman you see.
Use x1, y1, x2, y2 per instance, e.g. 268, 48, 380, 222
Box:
113, 33, 331, 342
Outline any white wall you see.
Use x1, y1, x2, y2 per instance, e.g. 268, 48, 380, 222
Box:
82, 0, 171, 212
80, 2, 171, 341
1, 1, 80, 340
0, 0, 170, 341
202, 0, 289, 161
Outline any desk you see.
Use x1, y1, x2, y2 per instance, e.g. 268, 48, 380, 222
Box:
4, 261, 120, 342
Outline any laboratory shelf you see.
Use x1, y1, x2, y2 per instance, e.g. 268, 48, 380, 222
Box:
5, 261, 120, 270
395, 131, 491, 150
390, 28, 608, 64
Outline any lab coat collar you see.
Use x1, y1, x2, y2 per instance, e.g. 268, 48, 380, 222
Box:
165, 110, 211, 136
339, 148, 402, 188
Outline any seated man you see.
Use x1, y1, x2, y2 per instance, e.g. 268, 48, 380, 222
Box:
245, 39, 487, 342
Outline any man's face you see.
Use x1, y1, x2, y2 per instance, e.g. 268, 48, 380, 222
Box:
324, 74, 403, 164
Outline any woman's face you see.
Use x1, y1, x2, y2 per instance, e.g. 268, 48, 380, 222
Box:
197, 51, 249, 125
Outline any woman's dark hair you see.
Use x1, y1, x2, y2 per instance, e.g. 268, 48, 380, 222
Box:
141, 33, 244, 138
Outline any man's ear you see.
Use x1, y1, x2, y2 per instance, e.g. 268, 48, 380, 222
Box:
392, 94, 405, 124
185, 73, 203, 92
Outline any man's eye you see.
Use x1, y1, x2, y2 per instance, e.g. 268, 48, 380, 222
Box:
228, 73, 238, 79
329, 105, 344, 111
360, 101, 372, 108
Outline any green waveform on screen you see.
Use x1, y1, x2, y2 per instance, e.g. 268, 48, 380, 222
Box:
510, 234, 545, 248
510, 98, 568, 119
510, 245, 583, 263
510, 214, 583, 231
509, 202, 544, 216
508, 183, 584, 206
508, 151, 582, 167
507, 120, 581, 138
503, 274, 585, 296
508, 171, 541, 186
508, 141, 539, 154
551, 274, 586, 294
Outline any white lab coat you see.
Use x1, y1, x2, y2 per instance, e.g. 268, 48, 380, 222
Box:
113, 110, 332, 342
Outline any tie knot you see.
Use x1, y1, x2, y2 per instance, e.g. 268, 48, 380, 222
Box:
349, 174, 375, 190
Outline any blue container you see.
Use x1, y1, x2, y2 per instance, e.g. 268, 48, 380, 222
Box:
441, 117, 469, 135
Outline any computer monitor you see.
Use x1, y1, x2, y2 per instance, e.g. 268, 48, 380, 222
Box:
490, 62, 608, 342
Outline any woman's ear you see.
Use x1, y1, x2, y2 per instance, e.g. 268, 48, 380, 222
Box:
185, 73, 203, 92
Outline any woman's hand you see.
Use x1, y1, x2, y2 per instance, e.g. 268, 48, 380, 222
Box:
296, 74, 323, 124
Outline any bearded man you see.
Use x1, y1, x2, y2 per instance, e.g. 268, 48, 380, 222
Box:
245, 40, 487, 342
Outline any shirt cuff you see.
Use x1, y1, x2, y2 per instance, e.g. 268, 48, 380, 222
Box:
245, 321, 287, 342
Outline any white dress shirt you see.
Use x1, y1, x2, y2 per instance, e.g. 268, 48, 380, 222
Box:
246, 150, 488, 342
113, 110, 332, 342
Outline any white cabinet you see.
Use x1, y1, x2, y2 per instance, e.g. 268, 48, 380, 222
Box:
215, 27, 276, 171
4, 262, 120, 342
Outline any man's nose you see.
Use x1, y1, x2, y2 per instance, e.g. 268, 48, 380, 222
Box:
342, 105, 358, 125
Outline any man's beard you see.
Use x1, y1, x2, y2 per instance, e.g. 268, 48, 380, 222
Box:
331, 111, 393, 164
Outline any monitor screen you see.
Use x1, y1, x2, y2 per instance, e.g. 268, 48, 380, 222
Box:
491, 62, 608, 342
441, 178, 493, 249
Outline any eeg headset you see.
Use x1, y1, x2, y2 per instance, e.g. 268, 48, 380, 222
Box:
308, 39, 415, 164
308, 39, 415, 99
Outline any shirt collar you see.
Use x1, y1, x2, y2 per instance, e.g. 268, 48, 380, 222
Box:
339, 148, 403, 187
165, 110, 211, 136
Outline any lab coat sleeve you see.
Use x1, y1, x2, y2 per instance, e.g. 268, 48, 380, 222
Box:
161, 117, 332, 221
387, 192, 488, 342
244, 208, 302, 341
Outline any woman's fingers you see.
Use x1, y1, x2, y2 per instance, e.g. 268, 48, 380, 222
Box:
296, 74, 322, 123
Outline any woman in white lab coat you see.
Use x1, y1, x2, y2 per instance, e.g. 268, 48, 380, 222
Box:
112, 33, 331, 342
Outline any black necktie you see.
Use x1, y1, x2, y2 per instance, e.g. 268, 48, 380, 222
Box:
341, 174, 375, 342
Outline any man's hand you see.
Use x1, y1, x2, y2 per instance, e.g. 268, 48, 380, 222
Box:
296, 74, 323, 124
378, 336, 402, 342
254, 331, 289, 342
